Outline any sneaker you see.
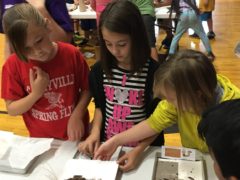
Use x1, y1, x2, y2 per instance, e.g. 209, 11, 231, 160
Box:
190, 33, 199, 38
207, 52, 215, 62
207, 31, 216, 39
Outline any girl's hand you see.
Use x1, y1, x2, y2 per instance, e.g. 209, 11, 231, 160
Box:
78, 132, 100, 156
94, 137, 118, 160
29, 67, 49, 99
117, 148, 142, 172
67, 114, 85, 141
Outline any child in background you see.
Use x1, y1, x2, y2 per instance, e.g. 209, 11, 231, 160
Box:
78, 0, 164, 172
1, 3, 90, 141
67, 0, 97, 46
191, 0, 215, 39
1, 0, 73, 61
199, 0, 215, 39
94, 49, 240, 161
168, 0, 215, 61
198, 99, 240, 179
88, 0, 108, 22
131, 0, 159, 61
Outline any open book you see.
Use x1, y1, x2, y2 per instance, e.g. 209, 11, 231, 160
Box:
0, 131, 54, 174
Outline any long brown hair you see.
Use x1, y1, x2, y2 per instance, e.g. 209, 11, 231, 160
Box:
154, 49, 217, 115
98, 0, 150, 78
2, 3, 46, 62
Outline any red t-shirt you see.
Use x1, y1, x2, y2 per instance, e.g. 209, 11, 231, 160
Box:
1, 42, 89, 140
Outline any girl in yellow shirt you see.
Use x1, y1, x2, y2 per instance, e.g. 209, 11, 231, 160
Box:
94, 49, 240, 163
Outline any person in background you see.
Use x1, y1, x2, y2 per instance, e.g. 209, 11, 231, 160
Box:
190, 0, 215, 39
1, 3, 90, 141
131, 0, 159, 61
94, 49, 240, 162
78, 0, 164, 172
1, 0, 73, 60
88, 0, 159, 61
66, 0, 97, 46
168, 0, 215, 61
198, 99, 240, 179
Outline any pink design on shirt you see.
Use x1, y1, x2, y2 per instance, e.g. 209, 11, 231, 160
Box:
104, 86, 114, 101
113, 104, 131, 120
122, 74, 127, 86
129, 89, 144, 105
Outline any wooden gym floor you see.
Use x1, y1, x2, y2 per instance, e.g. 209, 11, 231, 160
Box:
1, 0, 240, 146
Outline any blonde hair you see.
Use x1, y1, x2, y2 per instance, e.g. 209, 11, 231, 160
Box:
154, 49, 217, 115
2, 3, 46, 61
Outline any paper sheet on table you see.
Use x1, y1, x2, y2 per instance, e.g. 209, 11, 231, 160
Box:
0, 131, 14, 159
61, 159, 119, 180
8, 136, 53, 169
61, 146, 121, 180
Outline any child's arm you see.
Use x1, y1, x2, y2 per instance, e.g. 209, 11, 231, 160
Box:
78, 108, 102, 156
26, 0, 73, 42
94, 120, 157, 160
5, 67, 49, 116
67, 90, 91, 141
117, 135, 158, 172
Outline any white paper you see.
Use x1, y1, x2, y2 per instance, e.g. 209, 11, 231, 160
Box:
61, 146, 122, 180
61, 159, 118, 180
0, 131, 14, 159
8, 136, 53, 169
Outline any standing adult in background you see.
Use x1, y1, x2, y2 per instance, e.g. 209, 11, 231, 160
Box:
1, 0, 73, 60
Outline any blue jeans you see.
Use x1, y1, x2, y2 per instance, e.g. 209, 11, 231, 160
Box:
169, 9, 212, 54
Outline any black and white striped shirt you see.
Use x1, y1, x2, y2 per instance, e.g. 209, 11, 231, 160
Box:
103, 61, 150, 141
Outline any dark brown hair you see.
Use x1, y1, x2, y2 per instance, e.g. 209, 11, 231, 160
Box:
2, 3, 46, 62
154, 49, 217, 115
98, 0, 150, 77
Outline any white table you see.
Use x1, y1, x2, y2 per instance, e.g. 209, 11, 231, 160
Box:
0, 141, 77, 180
155, 6, 175, 19
68, 5, 97, 19
68, 5, 174, 20
0, 141, 217, 180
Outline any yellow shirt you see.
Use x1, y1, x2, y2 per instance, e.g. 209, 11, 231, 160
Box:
199, 0, 215, 12
147, 75, 240, 152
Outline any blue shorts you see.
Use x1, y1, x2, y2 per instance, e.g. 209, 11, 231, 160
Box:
142, 14, 156, 47
200, 12, 212, 21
